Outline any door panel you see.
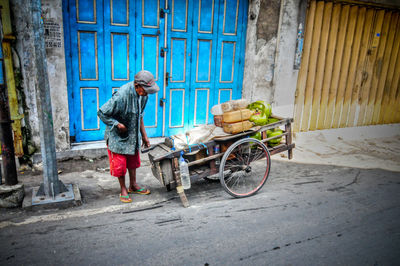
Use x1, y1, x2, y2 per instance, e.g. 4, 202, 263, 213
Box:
111, 0, 129, 26
222, 0, 239, 35
194, 88, 210, 125
78, 32, 98, 80
171, 0, 188, 31
198, 0, 214, 33
111, 33, 129, 80
220, 41, 236, 82
170, 38, 186, 82
196, 40, 212, 82
76, 0, 96, 23
80, 88, 100, 130
65, 0, 247, 141
143, 0, 160, 28
169, 89, 185, 128
218, 88, 232, 104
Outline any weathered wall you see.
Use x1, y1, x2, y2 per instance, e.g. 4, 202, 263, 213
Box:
41, 0, 70, 150
273, 0, 306, 117
243, 0, 306, 118
10, 0, 70, 152
243, 0, 282, 104
10, 0, 39, 153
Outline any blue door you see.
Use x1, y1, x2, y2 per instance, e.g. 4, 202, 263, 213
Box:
63, 0, 247, 142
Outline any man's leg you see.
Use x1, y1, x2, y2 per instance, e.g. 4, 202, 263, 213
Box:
128, 168, 150, 194
128, 168, 138, 190
127, 151, 140, 190
127, 151, 150, 194
118, 176, 129, 196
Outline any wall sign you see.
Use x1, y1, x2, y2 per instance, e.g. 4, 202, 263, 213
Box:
44, 19, 62, 49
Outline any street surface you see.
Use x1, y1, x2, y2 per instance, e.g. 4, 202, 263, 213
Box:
0, 160, 399, 265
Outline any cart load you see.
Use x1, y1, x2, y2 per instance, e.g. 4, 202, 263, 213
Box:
147, 99, 295, 207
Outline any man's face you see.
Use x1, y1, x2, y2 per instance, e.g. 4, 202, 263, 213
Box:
135, 85, 148, 96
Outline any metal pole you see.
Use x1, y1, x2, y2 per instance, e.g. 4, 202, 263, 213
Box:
31, 0, 67, 197
0, 10, 18, 186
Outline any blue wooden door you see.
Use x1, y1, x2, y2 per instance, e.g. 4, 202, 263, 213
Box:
64, 0, 247, 142
134, 0, 165, 137
65, 0, 106, 142
64, 0, 164, 142
165, 0, 248, 136
164, 0, 194, 136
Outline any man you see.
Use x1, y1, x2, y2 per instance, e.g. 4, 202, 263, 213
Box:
98, 70, 159, 203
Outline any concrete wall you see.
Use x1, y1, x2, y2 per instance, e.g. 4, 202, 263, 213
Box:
10, 0, 70, 152
243, 0, 306, 118
243, 0, 282, 104
272, 0, 306, 118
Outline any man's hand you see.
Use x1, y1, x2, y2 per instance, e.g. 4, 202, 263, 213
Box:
142, 136, 150, 148
117, 123, 127, 133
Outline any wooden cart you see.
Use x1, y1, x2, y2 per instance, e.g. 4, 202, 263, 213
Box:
148, 116, 295, 207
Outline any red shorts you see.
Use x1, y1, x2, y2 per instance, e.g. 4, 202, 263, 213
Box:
107, 149, 141, 177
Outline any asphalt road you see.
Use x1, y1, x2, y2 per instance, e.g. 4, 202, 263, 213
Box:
1, 160, 399, 265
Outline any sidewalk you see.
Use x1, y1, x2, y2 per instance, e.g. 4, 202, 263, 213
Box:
0, 124, 399, 227
276, 123, 400, 172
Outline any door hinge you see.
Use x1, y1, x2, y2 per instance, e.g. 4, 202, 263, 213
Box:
160, 47, 169, 57
71, 92, 74, 99
160, 8, 170, 19
165, 72, 170, 86
159, 98, 167, 107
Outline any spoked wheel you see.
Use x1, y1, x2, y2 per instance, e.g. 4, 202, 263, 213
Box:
219, 138, 271, 198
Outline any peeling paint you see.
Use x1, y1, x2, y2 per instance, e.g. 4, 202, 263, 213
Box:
243, 0, 280, 104
11, 0, 70, 152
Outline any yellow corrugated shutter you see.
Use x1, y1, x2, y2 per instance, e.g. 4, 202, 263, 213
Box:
294, 0, 400, 132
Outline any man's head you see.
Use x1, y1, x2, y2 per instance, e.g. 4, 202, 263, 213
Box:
134, 70, 159, 96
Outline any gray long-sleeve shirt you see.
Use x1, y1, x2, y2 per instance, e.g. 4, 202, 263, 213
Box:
97, 81, 148, 155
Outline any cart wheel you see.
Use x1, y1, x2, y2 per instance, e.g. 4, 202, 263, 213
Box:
219, 138, 271, 198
